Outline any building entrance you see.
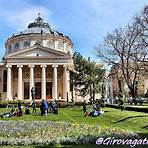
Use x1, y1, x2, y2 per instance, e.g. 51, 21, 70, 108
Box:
46, 82, 52, 99
24, 82, 52, 100
24, 82, 29, 99
35, 82, 41, 99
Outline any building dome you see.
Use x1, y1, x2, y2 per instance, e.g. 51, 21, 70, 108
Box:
28, 13, 51, 29
5, 14, 73, 55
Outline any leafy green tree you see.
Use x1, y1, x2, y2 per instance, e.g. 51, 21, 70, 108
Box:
70, 52, 105, 102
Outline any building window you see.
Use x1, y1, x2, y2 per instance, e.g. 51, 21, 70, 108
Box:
57, 41, 63, 49
14, 42, 19, 50
35, 40, 42, 46
3, 70, 7, 92
47, 40, 54, 48
24, 40, 30, 47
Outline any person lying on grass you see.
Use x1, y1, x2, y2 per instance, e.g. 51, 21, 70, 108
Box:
0, 108, 22, 118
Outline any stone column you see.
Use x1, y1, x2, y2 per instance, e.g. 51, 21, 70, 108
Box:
52, 64, 58, 100
17, 65, 23, 100
41, 65, 47, 100
29, 65, 34, 100
63, 65, 70, 101
6, 65, 12, 100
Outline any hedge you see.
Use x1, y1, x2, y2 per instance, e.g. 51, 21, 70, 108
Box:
0, 100, 29, 108
106, 104, 148, 113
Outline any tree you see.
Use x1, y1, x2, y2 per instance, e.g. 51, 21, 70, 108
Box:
135, 5, 148, 70
70, 52, 105, 102
96, 11, 147, 103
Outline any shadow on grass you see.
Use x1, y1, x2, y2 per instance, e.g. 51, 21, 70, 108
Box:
141, 125, 148, 129
114, 115, 148, 123
104, 111, 110, 113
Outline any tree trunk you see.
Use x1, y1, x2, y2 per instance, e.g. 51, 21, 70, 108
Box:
92, 83, 95, 102
128, 86, 137, 105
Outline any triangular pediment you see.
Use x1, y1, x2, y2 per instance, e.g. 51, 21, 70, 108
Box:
7, 45, 69, 59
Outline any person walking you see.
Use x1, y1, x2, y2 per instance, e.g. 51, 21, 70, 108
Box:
44, 100, 49, 115
40, 99, 45, 116
82, 100, 87, 117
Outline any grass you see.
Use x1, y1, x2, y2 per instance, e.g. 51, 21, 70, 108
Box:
0, 106, 148, 136
0, 106, 148, 147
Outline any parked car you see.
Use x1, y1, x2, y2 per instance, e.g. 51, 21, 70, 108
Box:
128, 97, 145, 105
135, 97, 143, 105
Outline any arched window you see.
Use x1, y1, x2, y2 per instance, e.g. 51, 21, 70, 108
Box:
57, 41, 63, 49
47, 40, 54, 48
24, 40, 30, 47
14, 42, 19, 50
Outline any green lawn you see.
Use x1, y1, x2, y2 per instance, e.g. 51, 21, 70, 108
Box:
0, 106, 148, 136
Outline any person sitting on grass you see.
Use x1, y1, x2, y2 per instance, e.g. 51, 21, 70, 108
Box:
50, 100, 58, 114
85, 102, 104, 117
53, 101, 58, 114
24, 104, 30, 115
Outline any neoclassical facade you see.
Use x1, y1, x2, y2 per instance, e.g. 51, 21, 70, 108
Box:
108, 65, 148, 99
0, 14, 73, 101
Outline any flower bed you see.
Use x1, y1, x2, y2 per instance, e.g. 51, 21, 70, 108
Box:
0, 121, 138, 146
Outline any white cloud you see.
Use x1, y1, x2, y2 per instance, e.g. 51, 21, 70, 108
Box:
0, 1, 53, 31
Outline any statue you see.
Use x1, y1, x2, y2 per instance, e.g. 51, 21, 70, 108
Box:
31, 87, 36, 113
31, 87, 35, 101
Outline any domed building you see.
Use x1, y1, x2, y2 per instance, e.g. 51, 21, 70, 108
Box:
0, 14, 73, 101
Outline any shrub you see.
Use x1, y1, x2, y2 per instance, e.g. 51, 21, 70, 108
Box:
58, 102, 68, 108
106, 104, 148, 113
0, 102, 7, 108
0, 100, 31, 108
74, 101, 84, 107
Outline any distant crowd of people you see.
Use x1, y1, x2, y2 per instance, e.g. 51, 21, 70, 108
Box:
0, 99, 105, 118
40, 99, 58, 116
0, 99, 58, 118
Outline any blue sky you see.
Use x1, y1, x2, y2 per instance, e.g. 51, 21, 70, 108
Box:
0, 0, 147, 62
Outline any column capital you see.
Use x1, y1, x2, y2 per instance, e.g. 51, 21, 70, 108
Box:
63, 64, 68, 68
52, 64, 58, 68
6, 65, 12, 68
28, 65, 35, 68
17, 65, 23, 68
40, 64, 47, 68
63, 65, 69, 72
